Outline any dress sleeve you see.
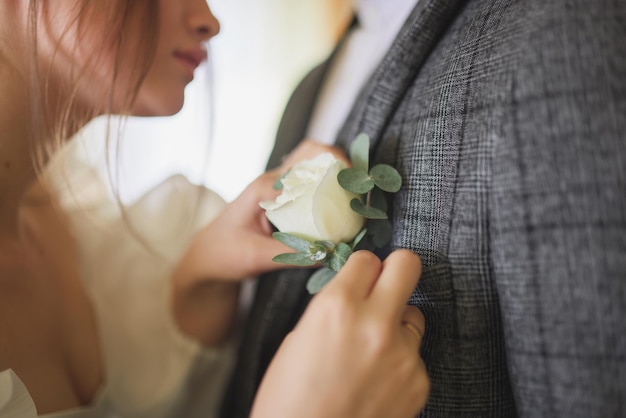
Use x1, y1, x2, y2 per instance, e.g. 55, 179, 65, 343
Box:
48, 141, 236, 417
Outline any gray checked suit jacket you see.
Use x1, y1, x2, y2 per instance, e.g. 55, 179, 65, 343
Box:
221, 0, 626, 416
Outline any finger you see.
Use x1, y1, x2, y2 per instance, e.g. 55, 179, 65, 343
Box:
370, 249, 422, 317
230, 173, 281, 219
281, 139, 349, 169
248, 171, 283, 203
321, 250, 382, 300
400, 305, 425, 348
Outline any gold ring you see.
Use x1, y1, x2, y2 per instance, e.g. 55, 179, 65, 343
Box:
401, 320, 423, 340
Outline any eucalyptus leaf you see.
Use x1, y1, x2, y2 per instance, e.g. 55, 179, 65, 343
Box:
351, 228, 367, 248
272, 253, 318, 266
306, 268, 336, 294
329, 243, 352, 271
368, 219, 393, 248
338, 168, 375, 194
272, 232, 312, 252
350, 198, 388, 219
350, 133, 370, 173
370, 164, 402, 193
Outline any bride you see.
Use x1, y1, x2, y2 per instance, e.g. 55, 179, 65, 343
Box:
0, 1, 430, 417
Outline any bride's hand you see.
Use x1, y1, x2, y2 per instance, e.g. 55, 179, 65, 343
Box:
171, 140, 348, 345
251, 249, 430, 418
174, 140, 348, 284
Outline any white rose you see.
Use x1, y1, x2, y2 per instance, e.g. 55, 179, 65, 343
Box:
260, 152, 364, 244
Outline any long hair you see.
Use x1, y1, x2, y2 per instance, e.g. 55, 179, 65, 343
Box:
27, 0, 160, 174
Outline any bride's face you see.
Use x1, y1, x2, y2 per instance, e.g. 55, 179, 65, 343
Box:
133, 0, 220, 116
33, 0, 219, 117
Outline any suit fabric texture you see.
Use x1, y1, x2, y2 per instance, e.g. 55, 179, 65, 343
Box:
221, 0, 626, 416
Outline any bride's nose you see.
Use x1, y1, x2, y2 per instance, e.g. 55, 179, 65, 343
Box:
187, 0, 220, 41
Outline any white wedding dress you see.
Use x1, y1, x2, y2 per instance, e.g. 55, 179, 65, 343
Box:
0, 142, 236, 417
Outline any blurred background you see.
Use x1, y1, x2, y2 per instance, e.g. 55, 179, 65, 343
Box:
73, 0, 351, 203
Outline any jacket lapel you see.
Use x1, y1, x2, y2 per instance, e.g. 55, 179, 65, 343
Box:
253, 0, 470, 381
256, 0, 470, 382
261, 0, 471, 355
336, 0, 468, 152
265, 60, 331, 169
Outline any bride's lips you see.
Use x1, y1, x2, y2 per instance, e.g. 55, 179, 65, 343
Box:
173, 48, 207, 78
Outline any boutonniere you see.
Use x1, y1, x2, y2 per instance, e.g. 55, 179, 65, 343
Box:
259, 134, 402, 294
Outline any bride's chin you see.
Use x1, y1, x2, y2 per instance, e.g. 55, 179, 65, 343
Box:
131, 98, 185, 117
